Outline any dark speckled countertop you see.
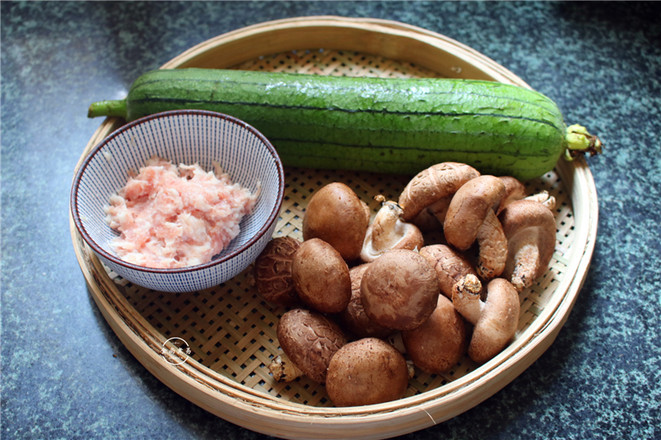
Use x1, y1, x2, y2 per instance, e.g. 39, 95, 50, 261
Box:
1, 1, 659, 439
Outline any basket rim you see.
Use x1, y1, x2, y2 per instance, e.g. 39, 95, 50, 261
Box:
70, 15, 599, 439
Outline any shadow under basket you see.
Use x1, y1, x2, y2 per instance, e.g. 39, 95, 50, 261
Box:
70, 16, 598, 440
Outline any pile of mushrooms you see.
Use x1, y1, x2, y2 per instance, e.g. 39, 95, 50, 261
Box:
253, 162, 558, 407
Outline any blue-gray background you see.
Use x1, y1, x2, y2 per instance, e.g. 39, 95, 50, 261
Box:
2, 1, 659, 439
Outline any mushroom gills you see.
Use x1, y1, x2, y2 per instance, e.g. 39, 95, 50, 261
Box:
361, 196, 424, 262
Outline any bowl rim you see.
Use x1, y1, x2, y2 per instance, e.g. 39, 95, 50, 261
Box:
70, 109, 285, 275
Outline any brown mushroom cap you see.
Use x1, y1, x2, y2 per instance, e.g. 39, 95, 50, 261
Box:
407, 194, 454, 232
411, 205, 442, 232
360, 197, 424, 263
326, 338, 409, 406
291, 238, 351, 313
402, 294, 467, 374
444, 175, 508, 280
339, 263, 393, 339
444, 175, 506, 250
276, 308, 347, 384
360, 249, 440, 331
452, 275, 520, 364
498, 176, 527, 213
302, 182, 370, 261
419, 244, 481, 298
426, 195, 453, 225
254, 237, 301, 307
398, 162, 480, 222
499, 199, 557, 291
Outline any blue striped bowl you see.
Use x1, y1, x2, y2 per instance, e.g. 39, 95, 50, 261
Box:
71, 110, 285, 293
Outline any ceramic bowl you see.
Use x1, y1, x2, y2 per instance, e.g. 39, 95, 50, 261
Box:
71, 110, 284, 292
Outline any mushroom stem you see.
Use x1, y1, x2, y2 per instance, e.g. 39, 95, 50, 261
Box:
475, 209, 508, 280
509, 240, 544, 291
370, 199, 406, 251
524, 191, 557, 210
499, 200, 557, 292
360, 197, 424, 262
406, 360, 416, 379
451, 273, 484, 324
269, 353, 304, 382
453, 274, 520, 363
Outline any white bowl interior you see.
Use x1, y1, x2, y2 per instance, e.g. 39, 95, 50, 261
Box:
73, 110, 283, 281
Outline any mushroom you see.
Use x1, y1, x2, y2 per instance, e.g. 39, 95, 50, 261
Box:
524, 191, 557, 210
452, 274, 520, 363
360, 249, 440, 331
253, 236, 301, 308
497, 175, 557, 212
498, 176, 527, 213
402, 294, 467, 374
410, 195, 454, 231
499, 199, 557, 291
410, 205, 442, 232
268, 353, 304, 383
360, 195, 424, 263
338, 263, 393, 339
419, 244, 481, 298
325, 338, 409, 406
291, 238, 351, 313
443, 175, 508, 280
271, 308, 347, 384
398, 162, 480, 223
302, 182, 370, 261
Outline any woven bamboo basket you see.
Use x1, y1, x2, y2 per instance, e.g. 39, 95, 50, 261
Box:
70, 16, 598, 440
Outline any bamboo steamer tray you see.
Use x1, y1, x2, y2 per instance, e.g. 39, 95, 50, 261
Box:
70, 16, 598, 440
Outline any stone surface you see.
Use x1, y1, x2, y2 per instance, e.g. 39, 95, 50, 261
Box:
2, 1, 659, 439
